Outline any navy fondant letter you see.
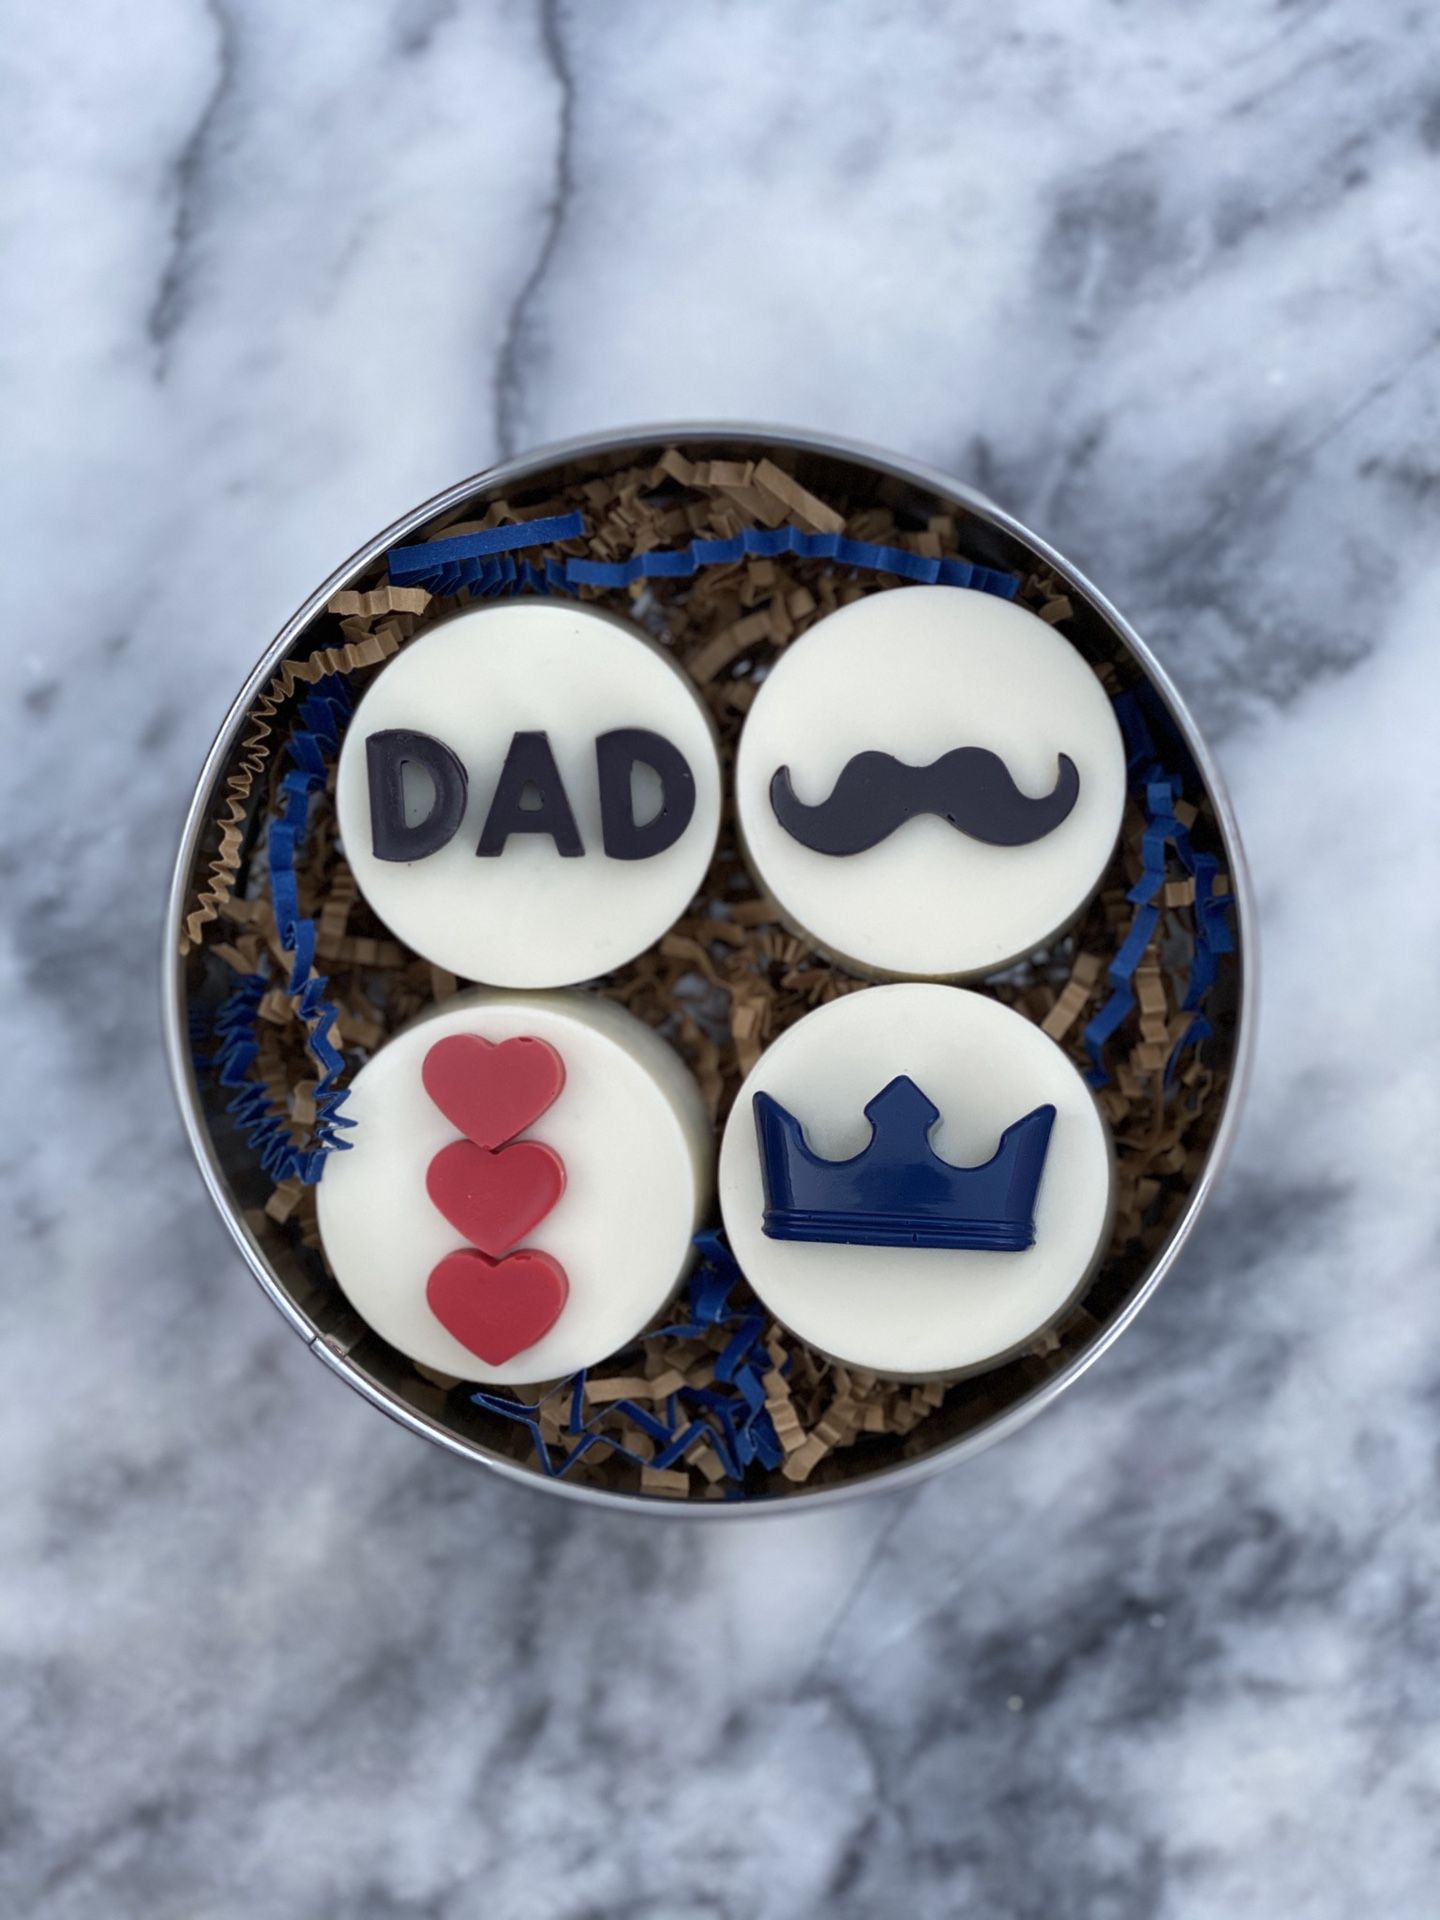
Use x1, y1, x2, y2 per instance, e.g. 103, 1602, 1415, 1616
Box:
366, 729, 469, 862
476, 731, 583, 858
596, 728, 696, 861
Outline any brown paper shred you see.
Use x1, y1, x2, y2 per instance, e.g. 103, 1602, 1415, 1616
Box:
257, 986, 292, 1026
316, 878, 356, 948
781, 1435, 830, 1484
326, 584, 431, 620
657, 932, 725, 987
728, 996, 769, 1076
692, 1444, 728, 1485
751, 458, 847, 534
652, 447, 697, 487
314, 934, 402, 970
713, 676, 758, 719
726, 897, 780, 928
692, 918, 750, 950
686, 610, 774, 683
1040, 950, 1104, 1042
583, 1376, 655, 1405
182, 624, 406, 949
338, 1000, 385, 1052
428, 965, 460, 1002
185, 445, 1233, 1498
211, 937, 265, 975
845, 508, 896, 546
264, 1178, 306, 1225
639, 1467, 691, 1498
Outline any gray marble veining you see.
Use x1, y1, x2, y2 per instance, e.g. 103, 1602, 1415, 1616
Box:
2, 2, 1438, 1915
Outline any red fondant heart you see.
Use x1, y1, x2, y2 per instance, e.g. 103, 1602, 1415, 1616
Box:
426, 1137, 565, 1256
426, 1247, 569, 1367
422, 1034, 565, 1149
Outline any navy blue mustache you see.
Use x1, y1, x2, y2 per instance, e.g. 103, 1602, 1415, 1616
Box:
770, 747, 1081, 855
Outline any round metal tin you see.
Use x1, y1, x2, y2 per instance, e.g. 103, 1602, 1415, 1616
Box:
163, 425, 1256, 1515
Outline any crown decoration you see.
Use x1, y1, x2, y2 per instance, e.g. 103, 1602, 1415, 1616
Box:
753, 1076, 1056, 1251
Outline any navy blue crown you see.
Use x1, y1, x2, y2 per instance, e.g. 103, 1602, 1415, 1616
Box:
753, 1076, 1055, 1252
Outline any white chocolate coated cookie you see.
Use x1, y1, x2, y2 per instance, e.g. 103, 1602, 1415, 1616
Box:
718, 985, 1113, 1377
735, 586, 1126, 978
317, 990, 712, 1383
336, 601, 722, 986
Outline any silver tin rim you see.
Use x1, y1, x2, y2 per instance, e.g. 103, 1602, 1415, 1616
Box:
163, 422, 1257, 1517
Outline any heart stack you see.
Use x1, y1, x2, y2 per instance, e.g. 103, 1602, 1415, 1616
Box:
422, 1034, 570, 1367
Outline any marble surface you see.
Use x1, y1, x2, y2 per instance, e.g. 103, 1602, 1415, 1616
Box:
3, 2, 1438, 1914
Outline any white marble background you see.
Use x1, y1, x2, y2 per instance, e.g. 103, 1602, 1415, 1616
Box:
2, 3, 1438, 1915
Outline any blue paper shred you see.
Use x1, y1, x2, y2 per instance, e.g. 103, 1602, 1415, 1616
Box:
562, 525, 1019, 597
387, 512, 587, 592
1082, 689, 1235, 1088
387, 514, 1020, 602
469, 1232, 778, 1489
205, 688, 359, 1183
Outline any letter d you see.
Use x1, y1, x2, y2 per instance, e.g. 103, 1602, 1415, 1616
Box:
366, 729, 469, 861
596, 728, 697, 861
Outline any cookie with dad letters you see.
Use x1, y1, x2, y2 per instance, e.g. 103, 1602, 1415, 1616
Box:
734, 584, 1126, 979
335, 600, 723, 987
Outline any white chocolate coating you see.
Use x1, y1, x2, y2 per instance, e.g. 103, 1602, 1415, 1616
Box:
718, 985, 1113, 1377
735, 586, 1126, 979
336, 602, 722, 987
316, 990, 713, 1383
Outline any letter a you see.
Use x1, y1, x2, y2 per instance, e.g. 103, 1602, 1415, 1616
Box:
476, 731, 583, 857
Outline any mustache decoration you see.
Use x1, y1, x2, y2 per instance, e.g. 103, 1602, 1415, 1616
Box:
770, 747, 1080, 856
